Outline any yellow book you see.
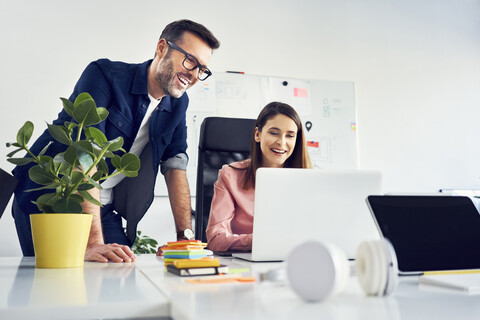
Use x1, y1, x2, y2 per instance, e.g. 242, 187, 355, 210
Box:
173, 258, 220, 269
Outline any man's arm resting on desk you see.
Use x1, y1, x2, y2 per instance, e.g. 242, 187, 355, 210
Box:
164, 168, 192, 238
82, 171, 136, 263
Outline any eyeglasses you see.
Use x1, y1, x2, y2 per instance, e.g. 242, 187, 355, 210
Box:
166, 41, 212, 81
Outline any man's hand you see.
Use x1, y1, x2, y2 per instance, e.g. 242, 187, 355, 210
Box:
85, 243, 136, 263
156, 244, 167, 256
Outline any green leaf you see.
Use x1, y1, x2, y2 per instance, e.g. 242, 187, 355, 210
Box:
120, 153, 141, 172
64, 121, 77, 134
122, 171, 139, 178
7, 157, 35, 166
69, 194, 85, 203
7, 148, 24, 158
97, 107, 109, 122
77, 150, 94, 172
53, 198, 83, 213
53, 153, 68, 164
16, 121, 34, 148
71, 171, 85, 186
36, 193, 59, 207
63, 146, 77, 165
47, 123, 71, 145
25, 182, 60, 192
60, 174, 71, 185
6, 142, 21, 148
97, 159, 109, 176
34, 201, 54, 213
28, 165, 56, 185
103, 150, 115, 158
130, 230, 158, 254
77, 183, 95, 191
43, 156, 55, 174
73, 99, 101, 127
57, 162, 71, 177
106, 137, 124, 152
85, 175, 102, 189
85, 127, 108, 145
38, 141, 53, 157
60, 97, 75, 117
78, 190, 102, 207
91, 171, 104, 181
38, 155, 53, 167
111, 155, 121, 169
74, 141, 94, 157
73, 92, 94, 108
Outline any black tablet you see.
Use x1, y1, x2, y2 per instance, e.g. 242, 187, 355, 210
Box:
366, 195, 480, 274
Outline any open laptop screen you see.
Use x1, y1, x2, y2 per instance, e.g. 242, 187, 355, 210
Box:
367, 195, 480, 273
233, 168, 382, 262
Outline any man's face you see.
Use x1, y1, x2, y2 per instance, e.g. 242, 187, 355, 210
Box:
154, 32, 212, 98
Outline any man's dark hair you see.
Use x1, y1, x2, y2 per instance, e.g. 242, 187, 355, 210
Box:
160, 19, 220, 50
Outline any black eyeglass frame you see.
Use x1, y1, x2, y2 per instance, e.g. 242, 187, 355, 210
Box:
166, 40, 212, 81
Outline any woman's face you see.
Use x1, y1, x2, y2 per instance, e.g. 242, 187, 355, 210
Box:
254, 114, 298, 168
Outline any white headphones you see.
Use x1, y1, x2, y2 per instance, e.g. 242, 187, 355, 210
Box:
355, 239, 398, 296
268, 239, 398, 301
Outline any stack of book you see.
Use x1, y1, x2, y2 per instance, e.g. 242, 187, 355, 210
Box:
167, 257, 228, 277
162, 240, 212, 266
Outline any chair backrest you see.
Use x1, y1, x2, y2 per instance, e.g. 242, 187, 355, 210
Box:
0, 168, 18, 219
194, 117, 256, 242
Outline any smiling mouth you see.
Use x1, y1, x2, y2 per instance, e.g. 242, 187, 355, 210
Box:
271, 148, 287, 154
177, 73, 191, 88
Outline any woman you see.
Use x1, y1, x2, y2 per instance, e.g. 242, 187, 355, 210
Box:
206, 102, 312, 251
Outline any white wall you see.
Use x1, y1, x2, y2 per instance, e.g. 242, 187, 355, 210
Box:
1, 0, 479, 256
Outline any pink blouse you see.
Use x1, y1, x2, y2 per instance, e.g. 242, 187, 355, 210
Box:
206, 159, 255, 251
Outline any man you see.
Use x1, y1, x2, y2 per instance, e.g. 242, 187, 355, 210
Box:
12, 19, 220, 263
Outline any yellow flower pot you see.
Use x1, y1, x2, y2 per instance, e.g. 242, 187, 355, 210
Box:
30, 214, 92, 268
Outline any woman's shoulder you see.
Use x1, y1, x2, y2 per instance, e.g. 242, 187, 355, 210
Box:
219, 159, 250, 179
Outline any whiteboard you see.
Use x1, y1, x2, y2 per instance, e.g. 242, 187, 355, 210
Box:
155, 73, 358, 196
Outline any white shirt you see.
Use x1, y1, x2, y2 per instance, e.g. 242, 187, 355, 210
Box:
100, 94, 160, 205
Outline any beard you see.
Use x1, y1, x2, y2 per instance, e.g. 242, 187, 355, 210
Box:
154, 54, 190, 98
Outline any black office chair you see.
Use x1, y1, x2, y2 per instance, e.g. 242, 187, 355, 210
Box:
0, 168, 18, 219
194, 117, 256, 242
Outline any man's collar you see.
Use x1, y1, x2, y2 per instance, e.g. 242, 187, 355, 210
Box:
131, 59, 153, 95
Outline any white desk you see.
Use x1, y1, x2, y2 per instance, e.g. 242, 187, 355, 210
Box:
0, 257, 169, 320
2, 255, 480, 320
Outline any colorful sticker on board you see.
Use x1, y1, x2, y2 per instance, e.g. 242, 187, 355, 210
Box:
350, 122, 357, 131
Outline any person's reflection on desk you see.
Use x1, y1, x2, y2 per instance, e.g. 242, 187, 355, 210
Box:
8, 258, 35, 307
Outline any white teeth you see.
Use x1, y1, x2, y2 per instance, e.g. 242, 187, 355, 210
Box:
178, 75, 190, 86
272, 148, 286, 154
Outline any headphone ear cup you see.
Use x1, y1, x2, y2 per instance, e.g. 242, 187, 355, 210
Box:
287, 241, 349, 301
356, 239, 398, 296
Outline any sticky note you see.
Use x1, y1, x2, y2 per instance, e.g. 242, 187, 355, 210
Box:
294, 88, 308, 98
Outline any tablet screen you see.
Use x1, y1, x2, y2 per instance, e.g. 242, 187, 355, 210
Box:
367, 195, 480, 273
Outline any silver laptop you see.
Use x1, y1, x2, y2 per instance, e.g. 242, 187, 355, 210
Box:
232, 168, 382, 262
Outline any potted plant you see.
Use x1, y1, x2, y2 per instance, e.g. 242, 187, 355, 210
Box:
6, 92, 140, 268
